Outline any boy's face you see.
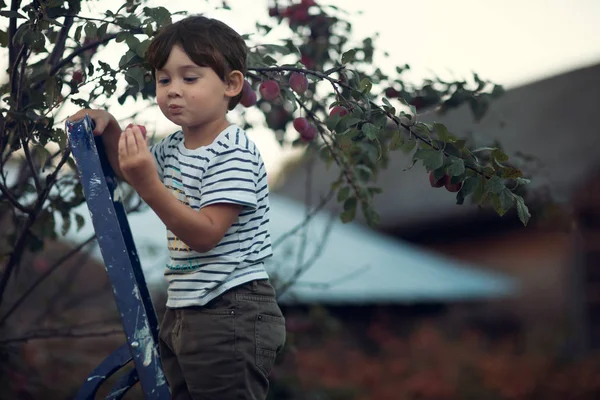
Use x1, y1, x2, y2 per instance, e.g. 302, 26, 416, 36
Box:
155, 45, 231, 132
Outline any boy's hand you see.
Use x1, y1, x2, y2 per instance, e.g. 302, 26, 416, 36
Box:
118, 124, 160, 197
67, 109, 112, 136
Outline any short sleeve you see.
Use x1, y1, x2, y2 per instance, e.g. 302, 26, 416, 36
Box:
200, 146, 259, 209
149, 134, 174, 181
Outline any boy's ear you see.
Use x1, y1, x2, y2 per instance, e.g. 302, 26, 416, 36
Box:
225, 70, 244, 98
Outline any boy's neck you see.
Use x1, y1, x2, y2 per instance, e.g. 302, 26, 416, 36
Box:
181, 118, 232, 149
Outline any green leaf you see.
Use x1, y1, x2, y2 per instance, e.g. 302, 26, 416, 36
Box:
355, 165, 372, 182
337, 187, 350, 202
124, 66, 145, 91
12, 23, 31, 46
341, 49, 356, 64
340, 208, 355, 223
500, 167, 523, 179
485, 175, 504, 194
97, 23, 108, 40
447, 157, 465, 176
136, 39, 151, 58
382, 97, 395, 114
514, 194, 531, 226
0, 29, 7, 47
361, 123, 378, 140
143, 6, 172, 28
118, 50, 137, 68
340, 197, 357, 223
492, 148, 509, 162
444, 143, 462, 158
389, 131, 404, 150
344, 197, 357, 212
433, 122, 456, 142
456, 176, 480, 205
45, 77, 59, 106
342, 117, 362, 127
359, 78, 372, 94
74, 25, 83, 43
24, 30, 45, 51
412, 122, 430, 138
125, 34, 140, 51
75, 213, 85, 231
413, 148, 444, 171
326, 113, 342, 131
471, 177, 487, 205
84, 22, 97, 39
492, 188, 515, 216
116, 31, 128, 43
401, 137, 417, 153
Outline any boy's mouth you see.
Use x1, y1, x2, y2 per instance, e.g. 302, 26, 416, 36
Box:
168, 105, 183, 113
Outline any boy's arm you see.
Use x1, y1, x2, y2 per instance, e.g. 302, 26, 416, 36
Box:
67, 109, 124, 180
142, 182, 242, 253
118, 125, 241, 252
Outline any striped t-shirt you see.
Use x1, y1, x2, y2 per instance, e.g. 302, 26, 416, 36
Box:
150, 124, 272, 308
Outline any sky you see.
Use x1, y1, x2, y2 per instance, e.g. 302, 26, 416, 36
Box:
3, 0, 600, 173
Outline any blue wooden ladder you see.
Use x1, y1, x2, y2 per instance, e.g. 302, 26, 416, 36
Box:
66, 115, 170, 399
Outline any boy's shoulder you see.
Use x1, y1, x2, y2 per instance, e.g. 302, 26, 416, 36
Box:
208, 124, 260, 159
153, 129, 184, 148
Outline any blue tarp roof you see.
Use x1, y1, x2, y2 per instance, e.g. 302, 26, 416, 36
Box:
64, 193, 518, 305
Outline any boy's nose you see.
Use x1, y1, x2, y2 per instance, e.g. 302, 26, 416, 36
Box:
167, 83, 182, 97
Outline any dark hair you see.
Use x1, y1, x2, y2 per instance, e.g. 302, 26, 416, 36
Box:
146, 15, 247, 110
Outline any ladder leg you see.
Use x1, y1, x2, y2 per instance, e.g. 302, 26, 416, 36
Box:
67, 115, 170, 399
106, 368, 139, 400
74, 344, 132, 400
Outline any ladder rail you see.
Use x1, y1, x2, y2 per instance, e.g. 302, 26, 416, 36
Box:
67, 115, 170, 399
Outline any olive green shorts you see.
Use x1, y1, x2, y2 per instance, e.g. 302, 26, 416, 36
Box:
158, 279, 286, 399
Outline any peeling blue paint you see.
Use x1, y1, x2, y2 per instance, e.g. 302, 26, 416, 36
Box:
67, 115, 170, 399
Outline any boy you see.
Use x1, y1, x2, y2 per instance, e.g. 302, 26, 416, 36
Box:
68, 15, 286, 399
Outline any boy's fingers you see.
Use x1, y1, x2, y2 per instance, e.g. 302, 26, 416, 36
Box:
132, 127, 146, 148
125, 129, 138, 153
118, 132, 128, 158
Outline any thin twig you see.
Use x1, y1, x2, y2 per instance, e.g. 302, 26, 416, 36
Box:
0, 149, 72, 311
0, 234, 96, 326
0, 327, 124, 346
20, 135, 42, 194
0, 182, 31, 214
276, 211, 337, 298
272, 188, 335, 249
33, 33, 119, 90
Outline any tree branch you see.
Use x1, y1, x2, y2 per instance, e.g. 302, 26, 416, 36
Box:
0, 182, 31, 214
252, 65, 492, 180
0, 234, 96, 326
33, 33, 119, 91
0, 148, 71, 312
276, 211, 337, 298
8, 0, 22, 75
20, 135, 42, 194
0, 327, 124, 346
47, 15, 74, 69
272, 187, 335, 249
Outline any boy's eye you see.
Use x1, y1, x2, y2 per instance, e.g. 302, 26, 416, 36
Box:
157, 78, 170, 85
184, 77, 198, 82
